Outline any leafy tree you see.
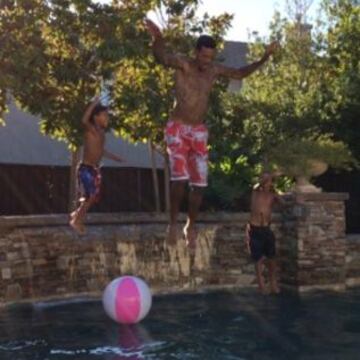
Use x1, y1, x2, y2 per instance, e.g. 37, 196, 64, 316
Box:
321, 0, 360, 159
0, 0, 152, 146
0, 0, 48, 124
208, 0, 356, 205
0, 0, 153, 209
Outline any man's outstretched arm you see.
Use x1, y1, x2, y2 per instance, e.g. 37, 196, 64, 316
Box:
216, 41, 279, 80
145, 19, 188, 70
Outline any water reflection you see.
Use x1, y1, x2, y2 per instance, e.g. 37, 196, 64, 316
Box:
108, 324, 151, 360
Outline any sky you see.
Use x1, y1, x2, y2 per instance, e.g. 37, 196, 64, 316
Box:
193, 0, 322, 41
98, 0, 323, 41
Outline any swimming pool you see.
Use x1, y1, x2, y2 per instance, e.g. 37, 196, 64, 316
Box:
0, 289, 359, 359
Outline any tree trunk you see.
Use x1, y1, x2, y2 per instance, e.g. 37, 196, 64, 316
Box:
68, 148, 81, 213
164, 152, 171, 213
148, 142, 161, 213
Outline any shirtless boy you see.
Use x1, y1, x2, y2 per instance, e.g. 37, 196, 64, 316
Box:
245, 173, 285, 294
70, 97, 124, 234
145, 19, 279, 250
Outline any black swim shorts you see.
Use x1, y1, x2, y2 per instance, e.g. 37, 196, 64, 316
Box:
249, 225, 276, 262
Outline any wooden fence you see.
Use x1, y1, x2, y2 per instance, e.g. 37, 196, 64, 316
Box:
0, 164, 165, 215
0, 164, 359, 233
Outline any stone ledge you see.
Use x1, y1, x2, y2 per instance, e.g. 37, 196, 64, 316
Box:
346, 278, 360, 288
347, 234, 360, 242
0, 212, 262, 228
283, 192, 349, 202
0, 284, 257, 308
282, 283, 346, 293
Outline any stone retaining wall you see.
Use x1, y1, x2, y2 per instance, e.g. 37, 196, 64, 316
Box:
0, 213, 261, 305
346, 234, 360, 288
0, 192, 358, 305
280, 193, 349, 292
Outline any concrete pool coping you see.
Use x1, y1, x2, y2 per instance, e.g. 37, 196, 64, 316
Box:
0, 284, 258, 308
0, 212, 282, 228
3, 283, 360, 310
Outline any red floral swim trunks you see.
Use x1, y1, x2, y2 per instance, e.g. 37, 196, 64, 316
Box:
165, 120, 209, 187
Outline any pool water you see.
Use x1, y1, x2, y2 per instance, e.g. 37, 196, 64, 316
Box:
0, 289, 359, 360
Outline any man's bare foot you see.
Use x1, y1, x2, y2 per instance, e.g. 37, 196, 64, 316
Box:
167, 224, 178, 245
183, 223, 197, 253
70, 218, 86, 235
258, 286, 270, 295
69, 211, 76, 221
270, 283, 280, 294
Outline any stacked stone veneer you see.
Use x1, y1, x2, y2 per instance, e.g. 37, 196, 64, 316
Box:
346, 234, 360, 288
0, 192, 358, 304
280, 193, 350, 292
0, 213, 259, 304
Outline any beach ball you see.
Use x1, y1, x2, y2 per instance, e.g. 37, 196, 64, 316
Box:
102, 276, 152, 324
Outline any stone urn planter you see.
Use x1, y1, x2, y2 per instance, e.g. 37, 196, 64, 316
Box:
294, 159, 328, 193
269, 137, 354, 193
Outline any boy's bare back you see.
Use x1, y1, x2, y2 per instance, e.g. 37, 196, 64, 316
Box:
80, 97, 108, 166
83, 125, 105, 166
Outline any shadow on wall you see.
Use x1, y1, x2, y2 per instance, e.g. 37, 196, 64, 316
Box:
315, 169, 360, 233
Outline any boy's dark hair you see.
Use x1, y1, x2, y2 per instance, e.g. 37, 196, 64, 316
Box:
89, 103, 108, 124
196, 35, 217, 50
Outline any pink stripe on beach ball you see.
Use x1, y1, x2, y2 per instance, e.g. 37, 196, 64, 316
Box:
115, 277, 141, 324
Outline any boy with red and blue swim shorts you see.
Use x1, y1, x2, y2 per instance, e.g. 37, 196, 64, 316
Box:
69, 96, 124, 235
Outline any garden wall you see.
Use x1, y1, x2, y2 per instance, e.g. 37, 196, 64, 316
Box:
0, 192, 357, 305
